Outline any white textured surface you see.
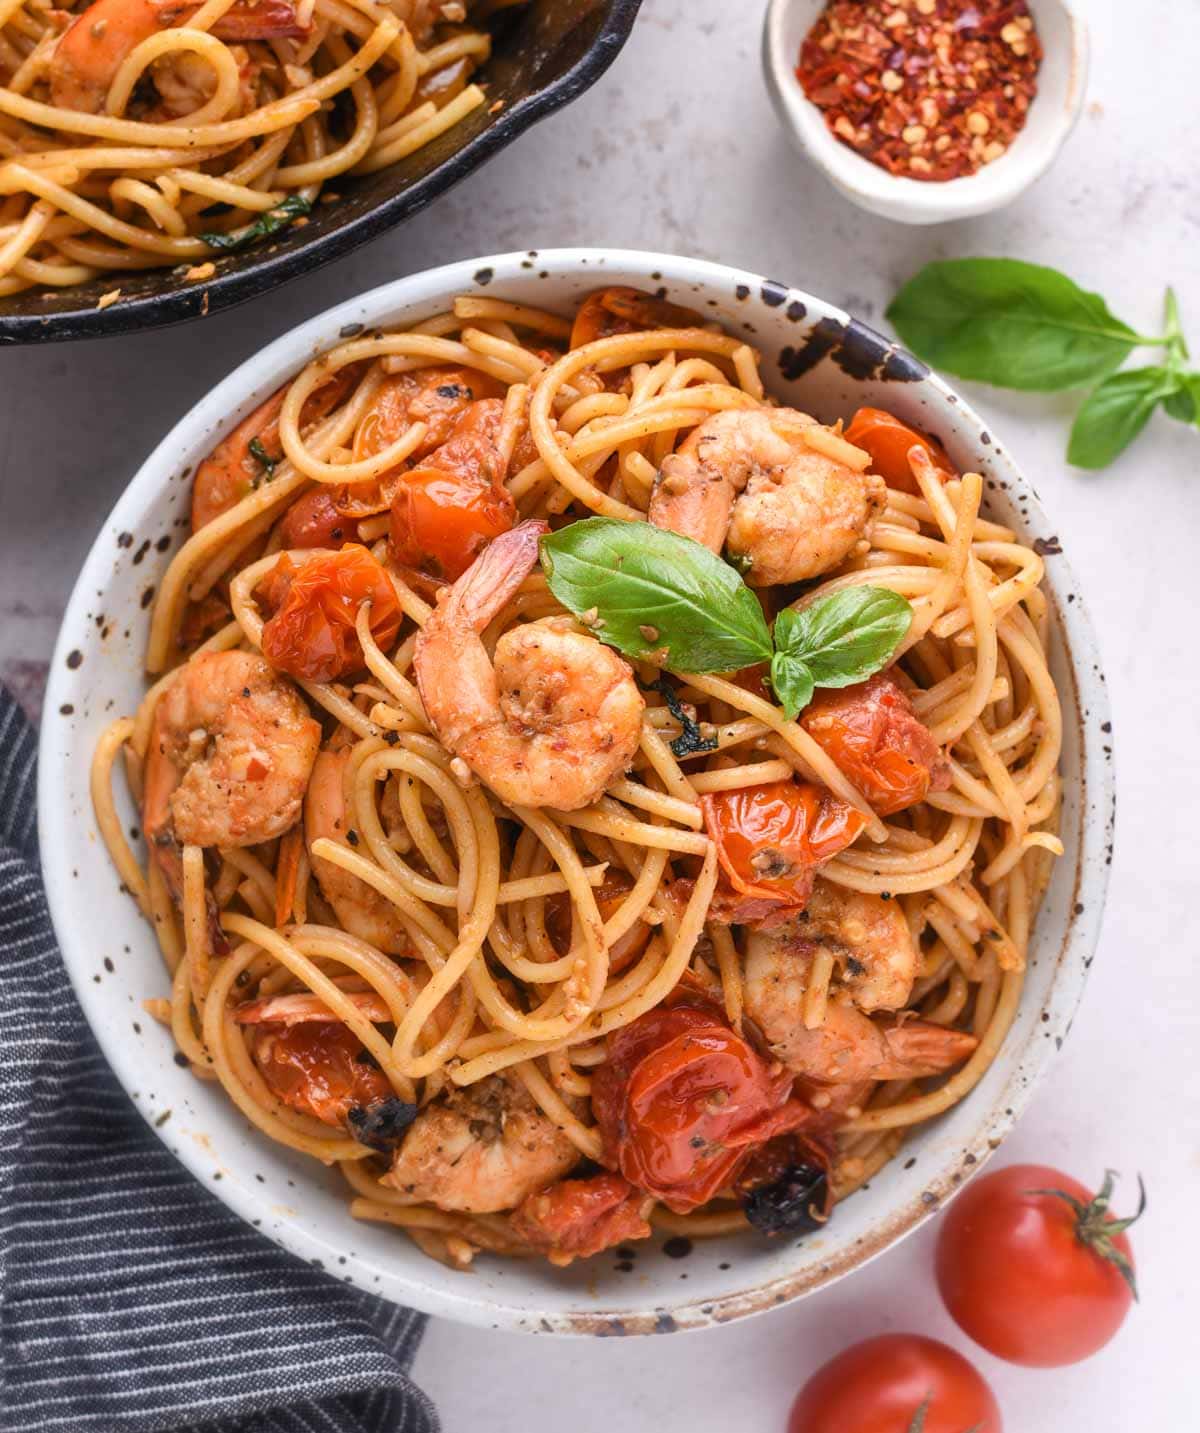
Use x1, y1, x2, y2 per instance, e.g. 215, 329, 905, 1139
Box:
1, 0, 1196, 1426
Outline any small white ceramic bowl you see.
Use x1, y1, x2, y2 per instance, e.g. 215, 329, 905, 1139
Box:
763, 0, 1089, 224
40, 249, 1114, 1335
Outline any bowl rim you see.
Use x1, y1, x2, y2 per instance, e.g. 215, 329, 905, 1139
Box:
761, 0, 1090, 224
38, 247, 1115, 1333
0, 0, 644, 347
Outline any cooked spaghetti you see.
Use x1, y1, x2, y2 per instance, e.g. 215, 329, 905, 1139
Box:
92, 286, 1063, 1268
0, 0, 521, 296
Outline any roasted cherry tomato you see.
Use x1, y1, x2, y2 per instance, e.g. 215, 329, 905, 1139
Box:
569, 286, 705, 349
545, 870, 653, 976
592, 997, 809, 1212
278, 487, 360, 550
844, 406, 956, 495
789, 1334, 1002, 1433
248, 1019, 393, 1129
390, 469, 515, 583
389, 398, 516, 581
700, 779, 867, 924
936, 1164, 1144, 1367
353, 364, 506, 464
510, 1173, 651, 1265
260, 544, 402, 682
801, 673, 948, 817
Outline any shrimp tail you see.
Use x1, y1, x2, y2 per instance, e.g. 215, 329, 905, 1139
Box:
151, 830, 230, 957
874, 1020, 979, 1079
445, 517, 548, 631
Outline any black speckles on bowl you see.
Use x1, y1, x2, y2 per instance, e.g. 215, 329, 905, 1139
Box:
0, 0, 643, 345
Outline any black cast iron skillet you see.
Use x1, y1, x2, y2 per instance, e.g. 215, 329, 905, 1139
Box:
0, 0, 642, 345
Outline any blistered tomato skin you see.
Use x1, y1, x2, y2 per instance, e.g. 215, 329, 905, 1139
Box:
387, 397, 516, 581
250, 1019, 392, 1129
701, 779, 867, 923
260, 544, 402, 682
511, 1173, 651, 1263
936, 1164, 1139, 1367
352, 365, 506, 464
389, 469, 515, 582
591, 998, 810, 1213
801, 674, 948, 817
788, 1334, 1003, 1433
278, 488, 360, 550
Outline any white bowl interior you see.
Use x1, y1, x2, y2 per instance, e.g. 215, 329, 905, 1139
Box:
763, 0, 1088, 224
39, 249, 1114, 1334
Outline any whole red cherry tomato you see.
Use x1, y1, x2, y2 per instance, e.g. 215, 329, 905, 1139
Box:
801, 673, 948, 817
844, 407, 956, 495
591, 997, 809, 1212
788, 1334, 1002, 1433
700, 779, 867, 924
260, 544, 402, 682
936, 1164, 1144, 1367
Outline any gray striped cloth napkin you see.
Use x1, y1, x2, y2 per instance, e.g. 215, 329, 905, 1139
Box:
0, 686, 439, 1433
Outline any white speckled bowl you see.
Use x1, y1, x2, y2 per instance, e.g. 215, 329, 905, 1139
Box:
39, 249, 1114, 1335
763, 0, 1089, 224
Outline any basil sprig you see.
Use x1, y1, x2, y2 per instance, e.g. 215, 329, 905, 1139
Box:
771, 588, 913, 718
199, 195, 312, 254
540, 519, 911, 719
887, 259, 1199, 469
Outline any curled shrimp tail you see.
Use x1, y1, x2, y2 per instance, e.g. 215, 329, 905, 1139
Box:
150, 830, 230, 956
443, 517, 548, 632
874, 1020, 979, 1080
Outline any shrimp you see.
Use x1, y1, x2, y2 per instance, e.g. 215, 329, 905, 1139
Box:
234, 988, 390, 1026
304, 749, 410, 955
743, 877, 975, 1084
382, 1073, 578, 1213
413, 519, 644, 811
49, 0, 305, 114
191, 365, 360, 531
793, 878, 919, 1013
649, 408, 887, 587
142, 650, 320, 878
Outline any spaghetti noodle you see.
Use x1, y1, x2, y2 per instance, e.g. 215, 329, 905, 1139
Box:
92, 285, 1063, 1268
0, 0, 522, 296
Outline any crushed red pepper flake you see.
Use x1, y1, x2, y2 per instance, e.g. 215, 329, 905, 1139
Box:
797, 0, 1042, 182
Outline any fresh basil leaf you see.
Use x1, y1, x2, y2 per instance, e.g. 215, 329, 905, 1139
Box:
1158, 384, 1187, 421
768, 652, 814, 721
540, 518, 773, 672
1162, 371, 1200, 426
887, 258, 1143, 391
200, 195, 311, 255
1067, 367, 1181, 469
773, 587, 913, 691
